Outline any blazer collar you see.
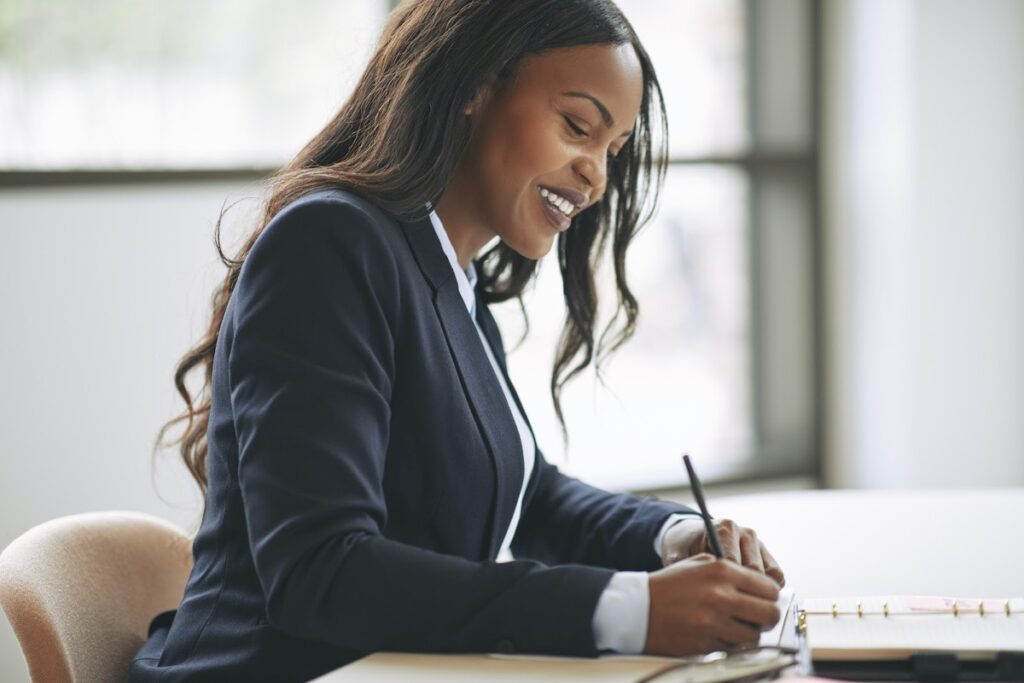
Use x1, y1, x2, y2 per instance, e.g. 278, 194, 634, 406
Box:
400, 210, 455, 293
426, 208, 478, 316
398, 212, 526, 559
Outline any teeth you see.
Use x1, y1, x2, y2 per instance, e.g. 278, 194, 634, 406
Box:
539, 187, 574, 217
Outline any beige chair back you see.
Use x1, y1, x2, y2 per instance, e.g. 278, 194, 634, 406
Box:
0, 511, 193, 683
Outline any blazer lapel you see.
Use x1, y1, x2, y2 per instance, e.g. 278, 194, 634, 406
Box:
474, 293, 539, 452
398, 213, 524, 559
474, 291, 544, 507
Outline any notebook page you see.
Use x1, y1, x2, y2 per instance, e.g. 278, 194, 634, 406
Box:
759, 589, 796, 648
799, 597, 1024, 660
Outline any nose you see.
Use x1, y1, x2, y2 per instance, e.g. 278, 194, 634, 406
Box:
572, 150, 609, 198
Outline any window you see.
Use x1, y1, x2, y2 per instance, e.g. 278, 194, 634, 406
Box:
0, 0, 389, 169
0, 0, 820, 491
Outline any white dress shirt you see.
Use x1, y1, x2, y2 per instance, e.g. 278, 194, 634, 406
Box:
426, 207, 698, 653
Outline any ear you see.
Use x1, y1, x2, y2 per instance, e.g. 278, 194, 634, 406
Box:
463, 75, 498, 117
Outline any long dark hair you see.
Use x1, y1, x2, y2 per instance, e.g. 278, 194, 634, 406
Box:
156, 0, 668, 495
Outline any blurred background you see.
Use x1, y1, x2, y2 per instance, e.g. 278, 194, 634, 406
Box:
1, 0, 1022, 676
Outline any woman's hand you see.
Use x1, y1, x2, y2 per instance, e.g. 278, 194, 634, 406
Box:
661, 517, 785, 588
644, 553, 781, 656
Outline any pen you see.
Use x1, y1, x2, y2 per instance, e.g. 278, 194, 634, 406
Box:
682, 453, 724, 559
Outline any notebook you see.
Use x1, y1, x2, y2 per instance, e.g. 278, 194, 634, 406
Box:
797, 596, 1024, 661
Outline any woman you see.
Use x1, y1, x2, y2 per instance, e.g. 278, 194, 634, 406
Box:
131, 1, 785, 681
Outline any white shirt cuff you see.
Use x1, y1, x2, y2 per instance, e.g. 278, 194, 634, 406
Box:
591, 571, 650, 654
653, 512, 704, 559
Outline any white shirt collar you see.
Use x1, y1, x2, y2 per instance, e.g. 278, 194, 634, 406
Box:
426, 204, 478, 318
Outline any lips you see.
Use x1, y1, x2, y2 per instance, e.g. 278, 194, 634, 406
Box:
539, 185, 588, 216
539, 188, 571, 231
536, 185, 593, 218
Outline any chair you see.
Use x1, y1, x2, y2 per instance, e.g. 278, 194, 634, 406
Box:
0, 511, 193, 683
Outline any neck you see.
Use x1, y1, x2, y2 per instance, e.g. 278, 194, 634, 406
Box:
434, 174, 495, 270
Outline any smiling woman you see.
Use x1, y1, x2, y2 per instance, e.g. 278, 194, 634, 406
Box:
136, 1, 784, 681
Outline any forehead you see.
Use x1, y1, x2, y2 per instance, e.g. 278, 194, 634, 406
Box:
512, 43, 644, 130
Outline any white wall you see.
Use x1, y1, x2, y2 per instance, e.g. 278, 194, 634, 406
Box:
0, 181, 262, 679
0, 182, 269, 547
823, 0, 1024, 487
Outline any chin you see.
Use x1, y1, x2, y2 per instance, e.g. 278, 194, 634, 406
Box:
524, 237, 556, 261
501, 231, 554, 261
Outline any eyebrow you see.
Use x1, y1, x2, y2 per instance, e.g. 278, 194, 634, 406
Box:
562, 91, 634, 138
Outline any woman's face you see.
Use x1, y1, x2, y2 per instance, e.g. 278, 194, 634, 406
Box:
440, 42, 645, 264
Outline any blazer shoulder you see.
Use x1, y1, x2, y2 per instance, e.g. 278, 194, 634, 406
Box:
234, 187, 410, 327
263, 186, 401, 243
285, 185, 398, 224
247, 186, 408, 271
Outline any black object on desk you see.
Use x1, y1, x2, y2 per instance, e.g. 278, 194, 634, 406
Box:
811, 652, 1024, 682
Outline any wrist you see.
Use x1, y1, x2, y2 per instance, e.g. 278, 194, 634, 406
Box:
661, 516, 706, 564
654, 512, 702, 561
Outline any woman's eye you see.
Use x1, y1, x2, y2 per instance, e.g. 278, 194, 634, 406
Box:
564, 114, 619, 162
563, 115, 587, 138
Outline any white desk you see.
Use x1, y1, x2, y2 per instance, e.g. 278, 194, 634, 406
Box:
710, 488, 1023, 598
313, 488, 1024, 682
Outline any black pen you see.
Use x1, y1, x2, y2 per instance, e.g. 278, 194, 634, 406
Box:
682, 453, 724, 559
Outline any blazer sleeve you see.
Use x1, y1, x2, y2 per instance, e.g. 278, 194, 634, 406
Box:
510, 447, 698, 572
228, 195, 615, 657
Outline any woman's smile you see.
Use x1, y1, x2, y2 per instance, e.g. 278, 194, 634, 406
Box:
538, 185, 572, 232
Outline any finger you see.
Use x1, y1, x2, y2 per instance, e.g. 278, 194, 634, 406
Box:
708, 637, 733, 654
727, 591, 782, 629
689, 551, 717, 564
716, 519, 743, 564
717, 616, 763, 646
739, 531, 765, 574
761, 545, 786, 587
728, 563, 782, 601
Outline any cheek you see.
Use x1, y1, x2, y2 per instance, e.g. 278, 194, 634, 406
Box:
510, 120, 568, 179
469, 112, 568, 257
483, 109, 566, 185
478, 123, 556, 215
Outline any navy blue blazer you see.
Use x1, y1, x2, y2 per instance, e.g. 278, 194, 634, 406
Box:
130, 187, 694, 682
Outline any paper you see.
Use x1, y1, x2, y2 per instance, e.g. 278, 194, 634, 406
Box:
760, 588, 797, 647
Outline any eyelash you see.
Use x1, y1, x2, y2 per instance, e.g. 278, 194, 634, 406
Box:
563, 115, 618, 161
